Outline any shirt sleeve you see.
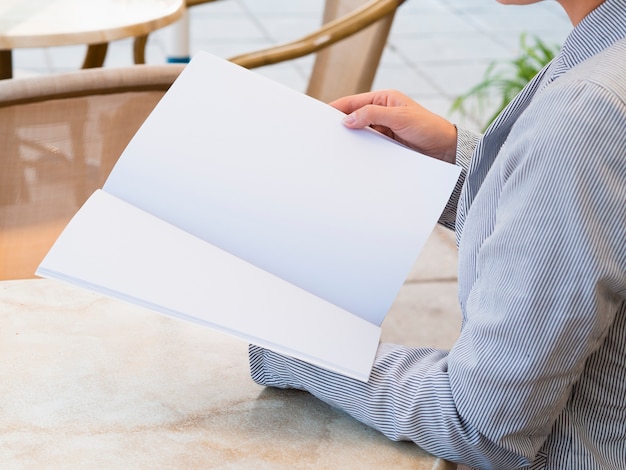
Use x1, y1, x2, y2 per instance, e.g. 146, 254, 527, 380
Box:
438, 126, 481, 231
248, 78, 626, 469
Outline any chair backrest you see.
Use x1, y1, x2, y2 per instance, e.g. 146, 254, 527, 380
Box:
307, 0, 400, 102
124, 0, 401, 103
228, 0, 404, 103
0, 64, 184, 280
1, 0, 402, 280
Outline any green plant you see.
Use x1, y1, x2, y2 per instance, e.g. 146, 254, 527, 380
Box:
451, 33, 561, 131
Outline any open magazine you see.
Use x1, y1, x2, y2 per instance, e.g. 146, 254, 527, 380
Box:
37, 51, 461, 382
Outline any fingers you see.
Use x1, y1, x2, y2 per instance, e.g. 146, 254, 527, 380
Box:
341, 104, 386, 129
331, 90, 417, 131
344, 102, 413, 136
329, 90, 457, 162
330, 91, 378, 113
329, 90, 411, 114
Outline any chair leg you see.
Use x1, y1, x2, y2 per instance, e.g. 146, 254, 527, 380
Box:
133, 35, 149, 64
0, 50, 13, 79
82, 44, 108, 69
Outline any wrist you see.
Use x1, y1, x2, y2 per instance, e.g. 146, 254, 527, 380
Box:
440, 123, 458, 164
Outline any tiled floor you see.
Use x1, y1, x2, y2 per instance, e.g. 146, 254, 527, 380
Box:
10, 0, 573, 349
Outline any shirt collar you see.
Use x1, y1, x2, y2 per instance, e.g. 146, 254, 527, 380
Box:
559, 0, 626, 72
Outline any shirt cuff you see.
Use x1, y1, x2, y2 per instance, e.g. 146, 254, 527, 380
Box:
455, 126, 480, 172
437, 126, 480, 230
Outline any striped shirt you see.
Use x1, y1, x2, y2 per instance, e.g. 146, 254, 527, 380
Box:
249, 1, 626, 468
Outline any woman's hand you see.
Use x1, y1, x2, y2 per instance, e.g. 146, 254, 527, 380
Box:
330, 90, 458, 164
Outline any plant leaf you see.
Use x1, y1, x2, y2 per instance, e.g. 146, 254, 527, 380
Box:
450, 33, 560, 131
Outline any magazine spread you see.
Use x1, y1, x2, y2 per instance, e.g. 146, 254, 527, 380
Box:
37, 51, 461, 382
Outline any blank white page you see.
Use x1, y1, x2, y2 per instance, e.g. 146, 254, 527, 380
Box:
37, 190, 381, 382
103, 51, 461, 326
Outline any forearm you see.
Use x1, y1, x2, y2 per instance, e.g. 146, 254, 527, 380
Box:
248, 223, 622, 470
249, 342, 531, 468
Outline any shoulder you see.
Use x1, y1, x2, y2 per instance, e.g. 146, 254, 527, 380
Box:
494, 40, 625, 210
561, 36, 626, 100
529, 37, 626, 129
508, 38, 626, 172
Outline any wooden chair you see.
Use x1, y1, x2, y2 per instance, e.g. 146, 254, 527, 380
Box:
135, 0, 404, 102
1, 0, 403, 280
0, 64, 184, 280
228, 0, 404, 102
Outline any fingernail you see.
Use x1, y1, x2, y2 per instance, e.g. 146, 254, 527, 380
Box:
342, 114, 356, 126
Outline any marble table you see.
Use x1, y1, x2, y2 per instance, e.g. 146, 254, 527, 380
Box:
0, 0, 185, 79
1, 279, 454, 469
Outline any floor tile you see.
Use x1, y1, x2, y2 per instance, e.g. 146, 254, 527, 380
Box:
382, 281, 462, 349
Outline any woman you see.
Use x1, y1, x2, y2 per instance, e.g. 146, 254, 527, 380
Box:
249, 1, 626, 468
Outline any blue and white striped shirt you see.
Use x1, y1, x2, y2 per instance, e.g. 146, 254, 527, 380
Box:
249, 1, 626, 468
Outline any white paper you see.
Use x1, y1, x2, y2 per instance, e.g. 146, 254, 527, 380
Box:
38, 190, 381, 381
38, 51, 461, 382
103, 51, 461, 326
